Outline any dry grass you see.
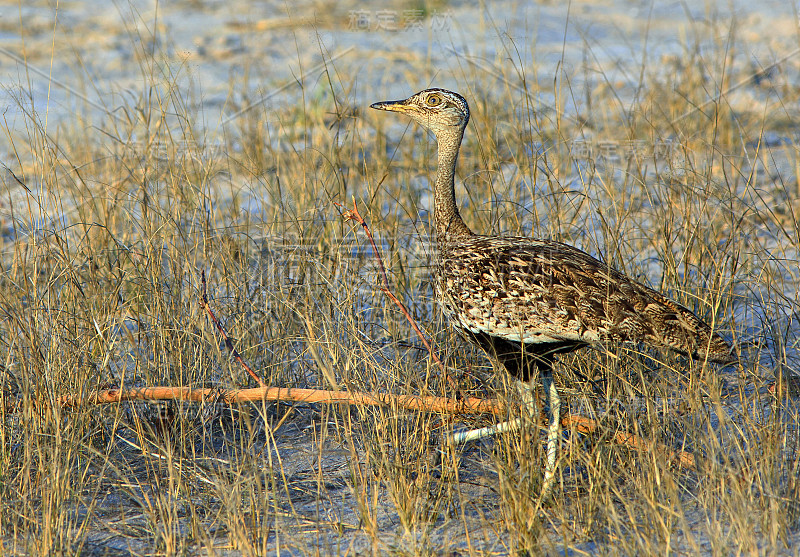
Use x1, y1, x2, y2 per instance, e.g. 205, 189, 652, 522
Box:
1, 5, 799, 556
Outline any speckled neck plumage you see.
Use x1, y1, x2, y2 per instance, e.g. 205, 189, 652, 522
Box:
433, 125, 473, 242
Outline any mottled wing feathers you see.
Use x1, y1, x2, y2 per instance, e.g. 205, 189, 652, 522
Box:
438, 236, 733, 364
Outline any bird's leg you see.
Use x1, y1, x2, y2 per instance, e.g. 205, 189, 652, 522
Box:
449, 370, 561, 500
449, 413, 522, 443
540, 369, 560, 499
448, 379, 537, 443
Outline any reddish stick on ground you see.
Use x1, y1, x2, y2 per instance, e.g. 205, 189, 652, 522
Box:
59, 385, 503, 416
56, 385, 697, 469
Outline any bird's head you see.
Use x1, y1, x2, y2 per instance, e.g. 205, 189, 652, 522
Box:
370, 88, 470, 134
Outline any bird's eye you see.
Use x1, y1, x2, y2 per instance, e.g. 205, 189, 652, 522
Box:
427, 94, 442, 106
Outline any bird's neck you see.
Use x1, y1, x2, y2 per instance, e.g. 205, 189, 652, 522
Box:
434, 126, 473, 243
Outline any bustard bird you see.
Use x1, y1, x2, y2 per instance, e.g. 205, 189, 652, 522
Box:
371, 88, 734, 498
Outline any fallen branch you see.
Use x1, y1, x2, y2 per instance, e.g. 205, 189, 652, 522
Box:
562, 414, 696, 469
58, 385, 503, 415
56, 385, 697, 469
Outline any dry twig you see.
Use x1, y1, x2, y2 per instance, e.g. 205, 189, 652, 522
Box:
56, 385, 697, 469
58, 385, 502, 415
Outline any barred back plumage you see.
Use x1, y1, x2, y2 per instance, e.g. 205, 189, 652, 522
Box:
371, 88, 734, 499
439, 236, 733, 372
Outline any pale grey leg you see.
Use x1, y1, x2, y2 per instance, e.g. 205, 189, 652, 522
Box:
450, 381, 536, 443
449, 371, 561, 499
449, 379, 534, 443
449, 417, 522, 443
540, 371, 560, 499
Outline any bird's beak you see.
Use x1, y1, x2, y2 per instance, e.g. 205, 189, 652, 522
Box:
370, 98, 410, 113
